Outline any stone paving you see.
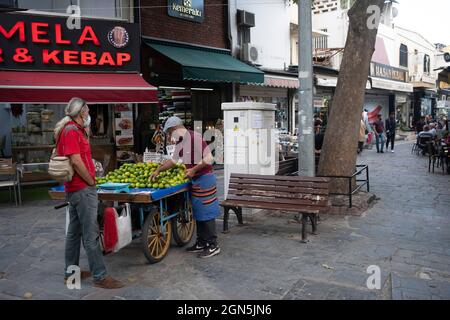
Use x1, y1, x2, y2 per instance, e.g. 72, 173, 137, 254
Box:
0, 141, 449, 300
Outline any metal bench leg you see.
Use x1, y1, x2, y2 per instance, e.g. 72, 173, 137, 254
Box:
236, 207, 244, 225
310, 214, 318, 235
13, 184, 18, 206
222, 206, 231, 233
301, 213, 309, 243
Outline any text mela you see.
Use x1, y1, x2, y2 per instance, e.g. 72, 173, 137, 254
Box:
0, 21, 100, 45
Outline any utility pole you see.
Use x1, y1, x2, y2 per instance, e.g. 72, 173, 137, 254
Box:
298, 0, 315, 177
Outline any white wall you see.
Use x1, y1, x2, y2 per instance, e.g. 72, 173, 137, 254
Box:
229, 0, 291, 70
395, 27, 438, 84
312, 7, 347, 50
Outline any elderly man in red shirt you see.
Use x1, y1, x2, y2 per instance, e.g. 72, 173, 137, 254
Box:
54, 97, 123, 289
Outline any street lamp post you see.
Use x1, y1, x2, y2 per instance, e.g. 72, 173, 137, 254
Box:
298, 0, 315, 177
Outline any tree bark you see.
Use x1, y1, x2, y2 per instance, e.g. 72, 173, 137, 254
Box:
318, 0, 385, 194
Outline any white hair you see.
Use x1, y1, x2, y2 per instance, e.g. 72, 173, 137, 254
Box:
54, 97, 87, 140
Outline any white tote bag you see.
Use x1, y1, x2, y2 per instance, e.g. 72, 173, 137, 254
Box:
114, 203, 132, 252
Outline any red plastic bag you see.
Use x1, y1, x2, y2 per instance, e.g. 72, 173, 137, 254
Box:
367, 132, 374, 144
103, 207, 118, 253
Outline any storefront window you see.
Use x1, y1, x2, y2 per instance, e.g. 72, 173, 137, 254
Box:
421, 98, 432, 116
10, 104, 65, 163
158, 89, 193, 129
293, 94, 330, 133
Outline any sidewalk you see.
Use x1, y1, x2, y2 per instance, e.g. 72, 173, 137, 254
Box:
1, 141, 450, 300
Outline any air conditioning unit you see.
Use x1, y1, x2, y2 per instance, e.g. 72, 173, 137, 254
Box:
237, 10, 255, 28
445, 53, 450, 62
241, 43, 259, 63
436, 52, 450, 69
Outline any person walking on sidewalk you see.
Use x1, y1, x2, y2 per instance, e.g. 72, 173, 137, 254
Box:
373, 114, 386, 153
358, 117, 366, 154
385, 112, 397, 153
54, 97, 124, 289
150, 116, 221, 258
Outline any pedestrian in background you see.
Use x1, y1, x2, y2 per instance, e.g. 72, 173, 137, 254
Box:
415, 116, 426, 134
385, 112, 397, 153
373, 114, 385, 153
358, 117, 366, 154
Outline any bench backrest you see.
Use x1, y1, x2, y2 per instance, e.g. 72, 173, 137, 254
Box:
226, 173, 330, 210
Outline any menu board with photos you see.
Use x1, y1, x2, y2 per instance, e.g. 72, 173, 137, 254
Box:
114, 104, 134, 161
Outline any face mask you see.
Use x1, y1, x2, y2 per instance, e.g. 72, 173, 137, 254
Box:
83, 114, 91, 128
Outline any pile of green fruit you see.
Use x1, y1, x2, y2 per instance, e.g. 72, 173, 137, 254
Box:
96, 162, 188, 189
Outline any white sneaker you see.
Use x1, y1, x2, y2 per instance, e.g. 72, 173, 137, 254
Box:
391, 150, 395, 153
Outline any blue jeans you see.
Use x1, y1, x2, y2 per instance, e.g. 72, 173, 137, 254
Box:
65, 186, 107, 281
375, 133, 385, 152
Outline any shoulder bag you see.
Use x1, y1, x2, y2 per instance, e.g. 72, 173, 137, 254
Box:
48, 129, 74, 183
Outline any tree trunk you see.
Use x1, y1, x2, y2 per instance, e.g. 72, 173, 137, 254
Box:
318, 0, 385, 194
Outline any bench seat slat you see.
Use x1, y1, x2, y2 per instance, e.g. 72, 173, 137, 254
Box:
229, 178, 330, 189
228, 183, 330, 195
230, 173, 330, 183
225, 194, 328, 207
228, 189, 328, 204
220, 200, 322, 214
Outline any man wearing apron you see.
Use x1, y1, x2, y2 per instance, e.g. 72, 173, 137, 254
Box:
150, 117, 221, 258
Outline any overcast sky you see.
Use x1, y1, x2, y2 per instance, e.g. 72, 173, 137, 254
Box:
394, 0, 450, 45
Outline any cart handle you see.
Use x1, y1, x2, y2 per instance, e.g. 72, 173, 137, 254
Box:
54, 202, 69, 210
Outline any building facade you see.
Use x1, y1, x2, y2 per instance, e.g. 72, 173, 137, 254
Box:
0, 1, 158, 182
139, 0, 263, 153
310, 0, 439, 129
228, 0, 297, 133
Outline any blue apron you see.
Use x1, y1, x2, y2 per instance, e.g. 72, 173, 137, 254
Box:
190, 173, 221, 222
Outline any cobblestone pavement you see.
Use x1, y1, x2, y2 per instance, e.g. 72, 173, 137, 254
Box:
1, 141, 449, 300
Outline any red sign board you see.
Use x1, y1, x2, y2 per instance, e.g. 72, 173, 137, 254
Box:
0, 13, 140, 72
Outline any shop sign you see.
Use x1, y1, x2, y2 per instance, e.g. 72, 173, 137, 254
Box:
396, 94, 407, 104
0, 13, 140, 72
168, 0, 204, 23
313, 98, 324, 108
371, 77, 414, 93
370, 62, 407, 83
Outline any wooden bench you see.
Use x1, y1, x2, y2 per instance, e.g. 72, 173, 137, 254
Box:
220, 173, 330, 243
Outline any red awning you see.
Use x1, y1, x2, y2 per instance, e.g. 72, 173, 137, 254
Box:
264, 75, 299, 89
0, 71, 158, 104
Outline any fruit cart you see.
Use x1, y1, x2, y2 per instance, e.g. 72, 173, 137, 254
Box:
49, 182, 195, 264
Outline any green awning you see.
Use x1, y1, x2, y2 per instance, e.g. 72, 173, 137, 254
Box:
144, 40, 264, 84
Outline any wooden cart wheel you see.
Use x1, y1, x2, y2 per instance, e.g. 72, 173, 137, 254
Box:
172, 200, 195, 247
142, 209, 172, 264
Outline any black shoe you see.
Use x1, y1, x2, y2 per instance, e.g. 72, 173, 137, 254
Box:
198, 245, 221, 258
186, 242, 207, 253
381, 151, 384, 153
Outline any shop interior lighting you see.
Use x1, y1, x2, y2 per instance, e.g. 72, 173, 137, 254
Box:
190, 88, 214, 91
159, 86, 187, 90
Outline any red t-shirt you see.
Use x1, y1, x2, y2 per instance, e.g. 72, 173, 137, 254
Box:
172, 130, 213, 178
56, 121, 96, 193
